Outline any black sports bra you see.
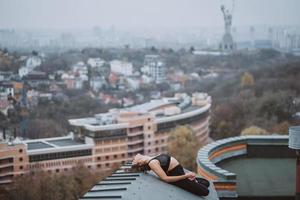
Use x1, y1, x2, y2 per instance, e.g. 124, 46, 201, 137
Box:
148, 154, 171, 173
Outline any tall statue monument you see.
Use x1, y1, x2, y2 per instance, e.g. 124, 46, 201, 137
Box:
219, 4, 236, 51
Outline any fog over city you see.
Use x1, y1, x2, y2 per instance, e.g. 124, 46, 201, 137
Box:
0, 1, 300, 199
1, 0, 300, 30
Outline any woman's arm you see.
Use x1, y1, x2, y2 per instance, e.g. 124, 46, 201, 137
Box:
148, 160, 195, 183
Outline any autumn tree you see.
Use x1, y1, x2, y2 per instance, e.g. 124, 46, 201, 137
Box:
241, 72, 255, 88
241, 126, 268, 136
167, 126, 201, 171
3, 165, 109, 200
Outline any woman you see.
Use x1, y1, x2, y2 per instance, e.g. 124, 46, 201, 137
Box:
132, 153, 210, 197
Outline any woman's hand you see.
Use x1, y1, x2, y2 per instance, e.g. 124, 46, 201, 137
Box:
186, 172, 196, 181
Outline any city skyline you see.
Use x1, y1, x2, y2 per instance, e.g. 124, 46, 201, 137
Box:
0, 0, 300, 31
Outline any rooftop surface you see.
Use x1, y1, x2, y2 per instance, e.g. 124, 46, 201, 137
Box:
22, 135, 90, 153
80, 164, 219, 200
128, 98, 177, 113
26, 141, 54, 150
218, 157, 295, 197
69, 93, 211, 129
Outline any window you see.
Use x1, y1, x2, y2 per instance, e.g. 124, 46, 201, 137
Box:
161, 139, 165, 143
29, 149, 92, 162
56, 169, 59, 173
114, 155, 117, 159
19, 149, 23, 153
121, 154, 125, 158
148, 118, 151, 122
105, 156, 109, 160
97, 157, 101, 161
148, 142, 151, 145
148, 150, 151, 153
105, 163, 110, 167
19, 157, 23, 162
64, 168, 68, 171
19, 166, 23, 170
155, 140, 159, 144
148, 134, 151, 138
148, 126, 151, 130
97, 164, 101, 168
155, 147, 159, 152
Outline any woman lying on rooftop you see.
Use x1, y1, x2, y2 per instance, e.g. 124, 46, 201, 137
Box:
131, 153, 210, 197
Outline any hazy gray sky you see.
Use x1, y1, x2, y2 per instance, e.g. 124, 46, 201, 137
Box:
0, 0, 299, 30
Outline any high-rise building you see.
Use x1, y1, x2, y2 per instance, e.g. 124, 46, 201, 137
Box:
143, 55, 166, 84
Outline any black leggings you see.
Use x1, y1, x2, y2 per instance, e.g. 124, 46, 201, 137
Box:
167, 165, 210, 196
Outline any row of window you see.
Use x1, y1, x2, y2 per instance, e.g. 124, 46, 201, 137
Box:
96, 153, 126, 161
44, 160, 127, 174
129, 126, 143, 133
157, 111, 209, 132
29, 158, 93, 170
87, 129, 127, 139
29, 149, 92, 162
0, 158, 13, 165
147, 146, 167, 154
0, 174, 13, 182
0, 166, 13, 174
95, 138, 126, 145
128, 135, 144, 141
147, 138, 166, 146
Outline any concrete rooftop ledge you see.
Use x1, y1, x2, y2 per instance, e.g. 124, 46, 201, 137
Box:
80, 164, 219, 200
197, 135, 288, 181
197, 135, 290, 198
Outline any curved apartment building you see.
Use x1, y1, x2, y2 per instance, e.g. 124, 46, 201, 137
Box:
0, 92, 211, 184
69, 92, 211, 159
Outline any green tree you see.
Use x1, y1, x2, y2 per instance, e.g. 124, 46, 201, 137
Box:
167, 126, 201, 171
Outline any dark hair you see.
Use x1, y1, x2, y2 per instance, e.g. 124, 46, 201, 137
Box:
130, 163, 151, 173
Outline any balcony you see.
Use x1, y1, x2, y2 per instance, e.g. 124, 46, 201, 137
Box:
127, 147, 144, 153
127, 139, 144, 146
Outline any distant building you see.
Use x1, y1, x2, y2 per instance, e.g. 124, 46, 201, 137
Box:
23, 71, 49, 88
62, 73, 85, 90
87, 58, 105, 68
0, 82, 14, 97
143, 55, 166, 83
90, 76, 106, 92
25, 56, 42, 68
0, 71, 13, 81
71, 62, 88, 81
0, 81, 23, 106
18, 56, 42, 78
272, 29, 300, 51
110, 60, 133, 76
